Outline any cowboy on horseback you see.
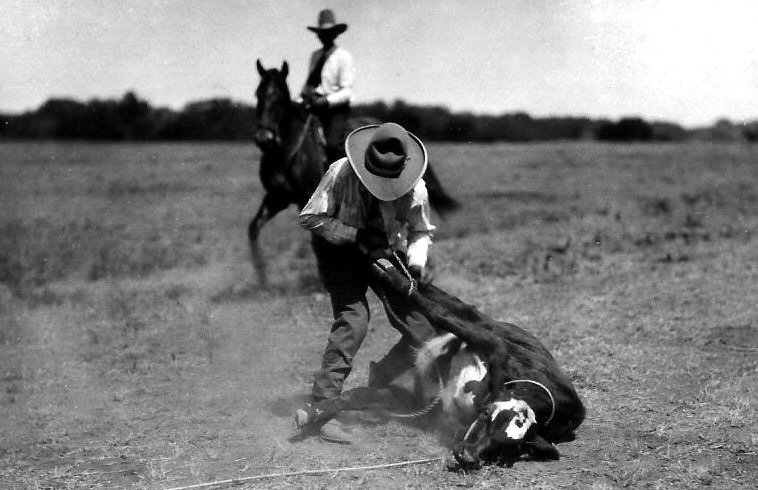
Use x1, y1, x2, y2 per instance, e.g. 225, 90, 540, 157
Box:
299, 9, 354, 164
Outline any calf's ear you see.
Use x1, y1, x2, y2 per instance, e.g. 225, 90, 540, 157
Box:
463, 380, 480, 394
464, 380, 491, 409
524, 435, 560, 461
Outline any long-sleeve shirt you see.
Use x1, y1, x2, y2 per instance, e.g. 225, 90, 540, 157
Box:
301, 46, 354, 107
299, 158, 435, 268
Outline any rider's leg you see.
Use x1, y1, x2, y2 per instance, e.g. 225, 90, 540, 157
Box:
319, 105, 350, 163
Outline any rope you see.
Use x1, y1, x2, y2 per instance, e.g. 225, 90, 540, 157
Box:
163, 457, 444, 490
711, 344, 758, 353
284, 113, 314, 164
503, 379, 556, 426
392, 251, 417, 296
462, 418, 481, 442
383, 373, 444, 419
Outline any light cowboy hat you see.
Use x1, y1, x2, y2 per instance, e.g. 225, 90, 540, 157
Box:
307, 9, 348, 35
345, 123, 428, 201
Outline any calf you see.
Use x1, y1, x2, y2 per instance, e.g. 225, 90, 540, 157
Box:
294, 258, 585, 469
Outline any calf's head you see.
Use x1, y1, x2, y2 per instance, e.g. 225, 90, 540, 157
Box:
453, 398, 559, 469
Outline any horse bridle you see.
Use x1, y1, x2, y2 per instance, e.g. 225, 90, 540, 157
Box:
256, 112, 315, 165
254, 123, 282, 148
254, 74, 288, 150
254, 78, 316, 166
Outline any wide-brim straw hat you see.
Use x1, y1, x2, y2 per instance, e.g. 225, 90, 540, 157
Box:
307, 9, 348, 35
345, 123, 428, 201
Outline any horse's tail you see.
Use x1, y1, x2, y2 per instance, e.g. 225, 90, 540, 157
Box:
423, 164, 460, 216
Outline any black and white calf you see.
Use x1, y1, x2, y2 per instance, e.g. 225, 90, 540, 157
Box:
294, 258, 585, 469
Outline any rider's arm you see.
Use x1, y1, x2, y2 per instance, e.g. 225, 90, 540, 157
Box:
299, 159, 359, 245
323, 48, 354, 107
298, 50, 320, 102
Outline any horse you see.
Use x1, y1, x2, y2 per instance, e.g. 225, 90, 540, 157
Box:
249, 59, 459, 286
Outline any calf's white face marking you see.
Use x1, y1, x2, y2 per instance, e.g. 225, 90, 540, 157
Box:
414, 333, 456, 374
446, 351, 486, 416
416, 334, 487, 419
491, 399, 537, 440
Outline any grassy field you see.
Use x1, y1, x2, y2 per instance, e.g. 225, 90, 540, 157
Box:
1, 141, 757, 489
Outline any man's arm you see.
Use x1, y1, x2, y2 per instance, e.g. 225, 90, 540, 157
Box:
405, 180, 435, 268
299, 160, 359, 245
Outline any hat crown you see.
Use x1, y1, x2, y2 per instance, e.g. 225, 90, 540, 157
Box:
364, 123, 409, 179
317, 9, 337, 28
308, 9, 347, 34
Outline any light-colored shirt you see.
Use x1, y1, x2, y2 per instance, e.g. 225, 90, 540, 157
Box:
303, 46, 354, 106
299, 158, 435, 268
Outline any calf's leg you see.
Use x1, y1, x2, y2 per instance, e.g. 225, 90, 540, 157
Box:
294, 386, 401, 430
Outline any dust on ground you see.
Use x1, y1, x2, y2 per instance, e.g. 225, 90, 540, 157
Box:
1, 142, 757, 488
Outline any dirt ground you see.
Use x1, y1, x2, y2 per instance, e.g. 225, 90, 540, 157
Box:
1, 141, 757, 489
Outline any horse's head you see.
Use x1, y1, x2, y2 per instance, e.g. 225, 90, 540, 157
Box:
254, 59, 291, 150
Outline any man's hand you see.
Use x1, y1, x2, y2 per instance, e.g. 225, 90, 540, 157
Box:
310, 96, 329, 109
356, 228, 390, 259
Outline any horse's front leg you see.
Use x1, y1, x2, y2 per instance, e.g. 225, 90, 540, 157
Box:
248, 192, 289, 288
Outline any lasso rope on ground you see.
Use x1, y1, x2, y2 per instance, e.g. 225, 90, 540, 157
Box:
163, 457, 444, 490
382, 373, 444, 419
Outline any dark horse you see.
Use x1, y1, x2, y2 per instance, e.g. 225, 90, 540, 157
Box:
250, 59, 459, 286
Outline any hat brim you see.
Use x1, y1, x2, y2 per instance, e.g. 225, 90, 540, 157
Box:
307, 24, 348, 35
345, 125, 428, 201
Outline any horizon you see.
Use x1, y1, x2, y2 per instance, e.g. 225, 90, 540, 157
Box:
2, 1, 757, 127
5, 89, 743, 131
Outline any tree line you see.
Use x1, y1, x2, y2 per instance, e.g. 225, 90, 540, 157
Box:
1, 91, 756, 143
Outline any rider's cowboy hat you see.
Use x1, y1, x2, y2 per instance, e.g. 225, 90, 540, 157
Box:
307, 9, 348, 35
346, 123, 428, 201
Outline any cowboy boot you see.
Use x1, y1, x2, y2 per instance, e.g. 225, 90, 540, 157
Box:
293, 405, 355, 444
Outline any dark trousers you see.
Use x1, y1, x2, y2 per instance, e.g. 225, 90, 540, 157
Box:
315, 104, 350, 164
310, 235, 435, 402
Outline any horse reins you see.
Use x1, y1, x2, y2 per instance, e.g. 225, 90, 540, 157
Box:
284, 112, 316, 164
258, 109, 317, 168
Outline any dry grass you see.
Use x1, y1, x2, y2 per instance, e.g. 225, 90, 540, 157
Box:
1, 141, 757, 488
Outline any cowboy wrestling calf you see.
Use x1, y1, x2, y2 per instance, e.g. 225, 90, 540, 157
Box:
293, 259, 585, 469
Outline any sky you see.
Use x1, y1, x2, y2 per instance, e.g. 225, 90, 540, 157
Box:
2, 0, 757, 127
